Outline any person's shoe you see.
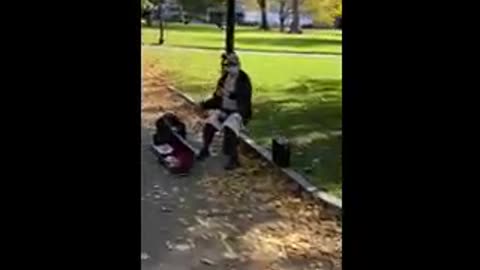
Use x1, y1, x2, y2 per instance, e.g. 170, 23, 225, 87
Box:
224, 157, 240, 170
196, 148, 210, 161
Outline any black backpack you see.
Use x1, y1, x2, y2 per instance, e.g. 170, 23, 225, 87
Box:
153, 112, 187, 145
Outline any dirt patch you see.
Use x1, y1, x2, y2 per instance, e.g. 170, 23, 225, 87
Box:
142, 61, 204, 130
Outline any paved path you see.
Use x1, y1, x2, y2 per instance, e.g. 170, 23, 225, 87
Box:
143, 45, 342, 59
141, 127, 339, 270
141, 127, 227, 270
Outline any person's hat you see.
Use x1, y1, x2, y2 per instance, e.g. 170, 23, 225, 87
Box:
225, 52, 240, 66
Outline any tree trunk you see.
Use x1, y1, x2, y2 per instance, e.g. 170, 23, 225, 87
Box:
143, 8, 152, 27
226, 0, 235, 53
289, 0, 302, 34
258, 0, 269, 30
279, 1, 286, 32
158, 5, 165, 45
146, 13, 152, 27
260, 7, 269, 30
159, 19, 165, 45
279, 16, 285, 32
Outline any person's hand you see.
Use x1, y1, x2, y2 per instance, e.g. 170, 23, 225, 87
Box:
218, 112, 228, 122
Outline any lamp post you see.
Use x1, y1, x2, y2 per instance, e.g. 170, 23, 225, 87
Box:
225, 0, 235, 53
158, 2, 165, 45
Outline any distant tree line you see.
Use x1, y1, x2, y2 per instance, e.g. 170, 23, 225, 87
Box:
141, 0, 342, 32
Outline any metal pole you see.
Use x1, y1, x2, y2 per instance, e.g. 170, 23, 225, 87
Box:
158, 3, 165, 45
226, 0, 235, 53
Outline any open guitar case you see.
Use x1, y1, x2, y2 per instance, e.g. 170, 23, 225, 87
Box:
151, 112, 195, 175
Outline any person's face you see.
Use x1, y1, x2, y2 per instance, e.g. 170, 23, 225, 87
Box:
227, 63, 239, 75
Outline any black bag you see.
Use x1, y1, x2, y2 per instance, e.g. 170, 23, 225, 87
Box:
153, 112, 187, 146
272, 136, 290, 167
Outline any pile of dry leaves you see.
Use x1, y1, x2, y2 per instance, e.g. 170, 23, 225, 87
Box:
142, 62, 204, 130
198, 158, 342, 269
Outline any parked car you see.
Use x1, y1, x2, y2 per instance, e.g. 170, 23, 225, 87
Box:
242, 11, 313, 28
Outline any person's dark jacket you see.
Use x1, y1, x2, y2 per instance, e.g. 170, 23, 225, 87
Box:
201, 70, 252, 124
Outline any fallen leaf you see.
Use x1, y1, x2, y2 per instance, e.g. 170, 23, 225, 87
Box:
200, 258, 216, 266
223, 252, 239, 260
178, 218, 189, 226
174, 243, 191, 252
195, 216, 209, 227
160, 206, 173, 213
153, 193, 161, 200
141, 252, 150, 260
196, 209, 209, 216
165, 241, 173, 251
187, 238, 195, 248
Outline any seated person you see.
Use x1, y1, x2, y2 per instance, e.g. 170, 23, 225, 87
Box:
197, 53, 252, 170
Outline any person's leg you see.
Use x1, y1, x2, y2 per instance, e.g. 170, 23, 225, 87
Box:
197, 123, 217, 161
223, 126, 240, 170
222, 128, 229, 156
222, 112, 244, 170
197, 110, 223, 161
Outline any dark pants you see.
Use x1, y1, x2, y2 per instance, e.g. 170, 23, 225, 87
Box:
201, 123, 239, 160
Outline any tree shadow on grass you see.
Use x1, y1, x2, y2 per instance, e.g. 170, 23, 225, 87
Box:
165, 44, 342, 55
142, 24, 260, 34
182, 35, 342, 54
143, 24, 219, 33
236, 36, 342, 48
249, 78, 342, 195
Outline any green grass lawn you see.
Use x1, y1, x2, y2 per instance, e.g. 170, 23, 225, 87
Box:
144, 47, 342, 197
142, 23, 342, 55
